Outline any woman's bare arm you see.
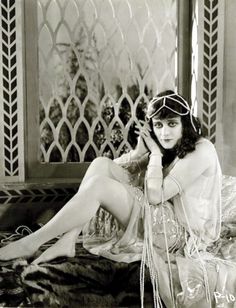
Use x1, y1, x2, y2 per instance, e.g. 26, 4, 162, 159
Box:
146, 140, 214, 204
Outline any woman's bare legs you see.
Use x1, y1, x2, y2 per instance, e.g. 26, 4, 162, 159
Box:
0, 157, 132, 262
32, 157, 130, 264
31, 227, 81, 264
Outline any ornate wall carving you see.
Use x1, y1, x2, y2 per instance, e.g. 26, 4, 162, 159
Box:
0, 186, 77, 205
192, 0, 224, 154
0, 0, 25, 182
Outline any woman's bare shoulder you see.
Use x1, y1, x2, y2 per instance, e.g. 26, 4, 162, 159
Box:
195, 137, 218, 159
196, 137, 216, 149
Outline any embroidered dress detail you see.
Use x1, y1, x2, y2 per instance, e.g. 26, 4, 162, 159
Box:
140, 179, 163, 308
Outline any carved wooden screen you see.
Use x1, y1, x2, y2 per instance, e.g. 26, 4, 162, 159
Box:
191, 0, 224, 157
25, 0, 179, 179
0, 0, 25, 182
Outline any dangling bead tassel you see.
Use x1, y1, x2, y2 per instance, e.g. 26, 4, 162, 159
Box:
160, 189, 176, 308
179, 194, 212, 307
140, 181, 163, 308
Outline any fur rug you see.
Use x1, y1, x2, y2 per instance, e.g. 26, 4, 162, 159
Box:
0, 239, 153, 307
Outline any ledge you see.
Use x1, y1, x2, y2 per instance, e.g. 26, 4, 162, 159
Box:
0, 179, 81, 231
0, 178, 81, 190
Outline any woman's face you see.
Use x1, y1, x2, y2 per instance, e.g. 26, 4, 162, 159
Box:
152, 116, 183, 149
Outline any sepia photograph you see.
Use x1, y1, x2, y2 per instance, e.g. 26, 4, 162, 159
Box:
0, 0, 235, 307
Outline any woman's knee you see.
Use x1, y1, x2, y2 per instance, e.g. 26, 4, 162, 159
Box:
81, 157, 115, 190
89, 156, 112, 170
85, 156, 113, 178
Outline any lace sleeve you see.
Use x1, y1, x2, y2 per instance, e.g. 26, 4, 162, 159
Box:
113, 152, 132, 165
114, 151, 149, 174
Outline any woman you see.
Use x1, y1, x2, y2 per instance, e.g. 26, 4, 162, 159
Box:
0, 90, 222, 307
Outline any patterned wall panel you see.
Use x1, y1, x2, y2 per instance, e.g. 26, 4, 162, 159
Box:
193, 0, 224, 149
0, 0, 25, 182
0, 183, 78, 230
0, 186, 77, 205
37, 0, 177, 163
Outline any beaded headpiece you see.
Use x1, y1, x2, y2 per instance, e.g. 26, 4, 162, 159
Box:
147, 93, 199, 133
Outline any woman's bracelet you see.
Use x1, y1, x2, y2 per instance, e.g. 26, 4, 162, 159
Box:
147, 164, 162, 169
146, 175, 163, 179
149, 152, 163, 157
146, 164, 162, 177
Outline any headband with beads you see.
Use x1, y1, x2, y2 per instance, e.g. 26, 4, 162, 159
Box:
147, 93, 199, 133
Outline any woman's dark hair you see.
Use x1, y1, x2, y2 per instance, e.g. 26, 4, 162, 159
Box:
147, 90, 202, 165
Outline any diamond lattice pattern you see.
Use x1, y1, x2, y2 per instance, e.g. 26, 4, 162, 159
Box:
38, 0, 177, 162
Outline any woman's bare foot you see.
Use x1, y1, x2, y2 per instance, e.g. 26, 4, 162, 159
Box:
0, 237, 38, 261
32, 233, 77, 265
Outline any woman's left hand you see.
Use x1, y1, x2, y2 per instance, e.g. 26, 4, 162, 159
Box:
135, 120, 161, 154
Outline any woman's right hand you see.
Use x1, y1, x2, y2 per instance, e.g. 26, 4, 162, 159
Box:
135, 120, 162, 156
132, 135, 149, 159
114, 135, 148, 164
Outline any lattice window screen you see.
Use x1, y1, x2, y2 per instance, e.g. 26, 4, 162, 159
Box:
37, 0, 177, 163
